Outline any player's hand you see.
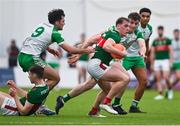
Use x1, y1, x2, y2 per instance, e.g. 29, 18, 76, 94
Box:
139, 50, 146, 58
9, 88, 17, 97
84, 47, 95, 54
68, 54, 81, 64
7, 80, 17, 89
51, 49, 61, 57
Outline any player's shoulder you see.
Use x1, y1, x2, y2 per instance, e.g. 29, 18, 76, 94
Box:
134, 28, 143, 35
147, 24, 153, 31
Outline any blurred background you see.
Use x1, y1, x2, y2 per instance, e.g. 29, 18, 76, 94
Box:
0, 0, 180, 89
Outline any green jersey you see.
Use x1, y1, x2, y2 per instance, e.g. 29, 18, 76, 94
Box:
20, 84, 49, 115
138, 24, 152, 41
121, 28, 144, 57
21, 23, 64, 55
92, 26, 122, 65
152, 37, 172, 59
79, 54, 89, 61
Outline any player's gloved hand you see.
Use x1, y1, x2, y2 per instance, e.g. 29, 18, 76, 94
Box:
9, 88, 17, 97
7, 80, 17, 89
68, 54, 81, 64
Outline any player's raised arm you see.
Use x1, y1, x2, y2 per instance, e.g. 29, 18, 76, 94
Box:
7, 80, 28, 97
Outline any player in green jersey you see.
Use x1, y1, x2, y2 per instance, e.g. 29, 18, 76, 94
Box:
55, 17, 130, 116
151, 26, 173, 100
92, 12, 144, 114
0, 65, 49, 116
18, 9, 94, 115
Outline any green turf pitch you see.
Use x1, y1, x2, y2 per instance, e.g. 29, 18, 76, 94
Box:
0, 87, 180, 125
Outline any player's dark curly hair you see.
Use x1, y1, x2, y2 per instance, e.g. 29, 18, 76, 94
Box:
128, 12, 141, 21
48, 9, 65, 24
29, 65, 44, 79
139, 8, 151, 15
116, 17, 129, 26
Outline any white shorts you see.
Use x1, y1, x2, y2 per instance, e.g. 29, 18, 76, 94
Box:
154, 59, 170, 71
0, 97, 19, 116
77, 61, 88, 69
87, 58, 110, 80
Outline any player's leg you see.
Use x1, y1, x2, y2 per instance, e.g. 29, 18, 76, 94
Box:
55, 77, 97, 114
112, 57, 133, 114
88, 81, 111, 117
159, 60, 172, 99
162, 71, 171, 99
99, 62, 130, 114
154, 70, 164, 100
0, 92, 19, 116
153, 60, 164, 100
43, 66, 60, 90
129, 67, 147, 112
172, 70, 180, 87
0, 92, 9, 106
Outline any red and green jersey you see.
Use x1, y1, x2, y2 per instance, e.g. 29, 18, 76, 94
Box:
92, 26, 122, 65
152, 37, 172, 59
20, 84, 49, 115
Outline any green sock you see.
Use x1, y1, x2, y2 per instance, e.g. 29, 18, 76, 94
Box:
112, 97, 121, 106
131, 100, 139, 108
63, 94, 71, 103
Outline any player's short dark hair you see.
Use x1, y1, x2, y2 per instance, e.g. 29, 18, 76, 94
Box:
174, 29, 180, 33
158, 25, 164, 30
139, 8, 152, 15
116, 17, 129, 26
48, 9, 65, 24
128, 12, 141, 21
29, 65, 44, 79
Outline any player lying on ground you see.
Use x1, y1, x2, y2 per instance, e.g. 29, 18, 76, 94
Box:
18, 9, 94, 115
0, 65, 50, 116
56, 17, 130, 116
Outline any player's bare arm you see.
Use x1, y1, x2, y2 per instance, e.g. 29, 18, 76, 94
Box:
138, 39, 146, 57
103, 38, 127, 57
9, 88, 33, 115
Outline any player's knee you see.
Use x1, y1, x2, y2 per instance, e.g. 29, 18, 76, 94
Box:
123, 75, 130, 84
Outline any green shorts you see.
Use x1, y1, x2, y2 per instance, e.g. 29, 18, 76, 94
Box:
18, 52, 48, 72
172, 62, 180, 70
122, 56, 146, 70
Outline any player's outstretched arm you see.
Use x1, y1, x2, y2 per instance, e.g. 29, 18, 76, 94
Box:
60, 43, 94, 54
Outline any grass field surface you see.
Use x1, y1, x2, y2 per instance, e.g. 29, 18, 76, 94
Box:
0, 87, 180, 125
